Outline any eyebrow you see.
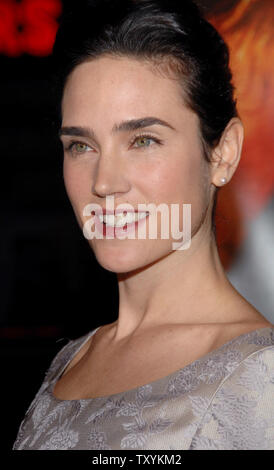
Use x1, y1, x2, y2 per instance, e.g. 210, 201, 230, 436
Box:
58, 116, 176, 139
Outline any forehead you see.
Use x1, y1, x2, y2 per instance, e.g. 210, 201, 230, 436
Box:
61, 55, 193, 122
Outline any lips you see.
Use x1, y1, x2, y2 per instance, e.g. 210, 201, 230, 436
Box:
99, 208, 144, 216
93, 210, 150, 237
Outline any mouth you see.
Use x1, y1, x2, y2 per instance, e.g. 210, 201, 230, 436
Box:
94, 211, 150, 237
99, 211, 149, 228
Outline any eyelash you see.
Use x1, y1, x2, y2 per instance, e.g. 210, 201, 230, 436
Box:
65, 133, 163, 156
129, 133, 163, 148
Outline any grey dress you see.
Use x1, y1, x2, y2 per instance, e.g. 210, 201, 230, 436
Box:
13, 326, 274, 450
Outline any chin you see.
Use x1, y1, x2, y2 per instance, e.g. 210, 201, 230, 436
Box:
89, 239, 171, 274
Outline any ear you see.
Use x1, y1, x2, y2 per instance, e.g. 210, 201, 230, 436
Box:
210, 117, 244, 188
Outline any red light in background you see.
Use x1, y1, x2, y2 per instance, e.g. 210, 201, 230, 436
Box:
0, 0, 62, 57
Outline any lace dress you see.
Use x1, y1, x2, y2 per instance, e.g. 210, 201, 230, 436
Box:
13, 326, 274, 450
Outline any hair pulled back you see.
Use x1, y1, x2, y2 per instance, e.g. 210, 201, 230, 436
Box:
53, 0, 238, 158
52, 0, 239, 231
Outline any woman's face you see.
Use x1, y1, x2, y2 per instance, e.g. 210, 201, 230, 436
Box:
60, 56, 212, 273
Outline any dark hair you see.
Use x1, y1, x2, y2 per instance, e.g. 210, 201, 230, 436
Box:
52, 0, 238, 233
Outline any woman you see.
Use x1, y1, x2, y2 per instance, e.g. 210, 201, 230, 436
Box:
13, 0, 273, 450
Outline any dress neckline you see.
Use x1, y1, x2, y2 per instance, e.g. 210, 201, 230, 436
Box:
49, 325, 274, 404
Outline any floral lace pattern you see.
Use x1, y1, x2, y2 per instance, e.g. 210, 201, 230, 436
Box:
13, 326, 274, 450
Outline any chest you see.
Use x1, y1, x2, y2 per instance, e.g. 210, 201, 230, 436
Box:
52, 332, 219, 400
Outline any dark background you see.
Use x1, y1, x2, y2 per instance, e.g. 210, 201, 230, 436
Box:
1, 49, 119, 447
0, 0, 265, 450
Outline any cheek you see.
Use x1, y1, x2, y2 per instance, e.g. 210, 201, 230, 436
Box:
142, 151, 205, 207
63, 159, 91, 203
144, 148, 210, 239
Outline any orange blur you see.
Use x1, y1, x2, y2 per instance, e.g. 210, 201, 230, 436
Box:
207, 0, 274, 268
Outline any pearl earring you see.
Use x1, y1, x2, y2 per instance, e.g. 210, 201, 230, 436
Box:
220, 177, 227, 185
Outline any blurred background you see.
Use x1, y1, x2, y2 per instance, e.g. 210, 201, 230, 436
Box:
1, 0, 273, 449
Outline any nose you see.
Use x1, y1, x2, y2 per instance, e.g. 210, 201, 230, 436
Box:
91, 151, 130, 198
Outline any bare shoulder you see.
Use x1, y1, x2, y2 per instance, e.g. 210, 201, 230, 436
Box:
61, 322, 114, 377
216, 289, 272, 332
231, 302, 273, 332
210, 310, 273, 350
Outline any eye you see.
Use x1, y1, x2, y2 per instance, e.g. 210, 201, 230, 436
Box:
131, 134, 163, 149
65, 141, 93, 156
73, 142, 89, 153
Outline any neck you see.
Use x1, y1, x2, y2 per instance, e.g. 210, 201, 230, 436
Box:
113, 227, 234, 342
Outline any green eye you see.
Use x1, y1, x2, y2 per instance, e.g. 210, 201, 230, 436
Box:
135, 136, 152, 147
74, 142, 89, 152
132, 133, 163, 149
66, 141, 92, 156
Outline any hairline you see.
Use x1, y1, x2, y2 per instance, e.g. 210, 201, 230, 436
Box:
61, 51, 214, 163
